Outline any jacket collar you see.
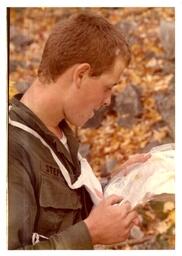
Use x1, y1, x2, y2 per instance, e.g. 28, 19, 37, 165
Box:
10, 94, 80, 170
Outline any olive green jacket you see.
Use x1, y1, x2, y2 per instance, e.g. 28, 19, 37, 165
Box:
8, 94, 93, 249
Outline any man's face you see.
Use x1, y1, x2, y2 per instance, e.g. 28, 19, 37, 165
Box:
64, 57, 126, 127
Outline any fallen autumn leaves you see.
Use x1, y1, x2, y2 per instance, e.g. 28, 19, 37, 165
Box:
8, 7, 175, 249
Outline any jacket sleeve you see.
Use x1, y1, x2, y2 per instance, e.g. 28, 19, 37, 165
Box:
8, 159, 93, 250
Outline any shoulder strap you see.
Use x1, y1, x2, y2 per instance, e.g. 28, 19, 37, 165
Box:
9, 108, 103, 205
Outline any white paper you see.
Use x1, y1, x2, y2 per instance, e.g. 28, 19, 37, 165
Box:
104, 144, 175, 208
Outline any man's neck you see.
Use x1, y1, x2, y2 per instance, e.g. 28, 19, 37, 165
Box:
20, 79, 65, 132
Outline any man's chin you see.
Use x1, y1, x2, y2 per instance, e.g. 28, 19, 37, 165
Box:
68, 119, 87, 128
66, 116, 91, 128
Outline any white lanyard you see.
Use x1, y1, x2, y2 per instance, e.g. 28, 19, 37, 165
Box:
9, 111, 103, 206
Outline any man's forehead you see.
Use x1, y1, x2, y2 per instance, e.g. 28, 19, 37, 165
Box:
97, 57, 126, 84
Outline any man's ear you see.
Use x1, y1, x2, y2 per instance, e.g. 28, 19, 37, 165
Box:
73, 63, 91, 88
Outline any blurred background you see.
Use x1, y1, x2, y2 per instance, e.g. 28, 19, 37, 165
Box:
8, 7, 175, 249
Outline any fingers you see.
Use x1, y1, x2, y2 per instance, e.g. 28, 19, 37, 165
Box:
112, 153, 150, 177
105, 195, 124, 205
129, 153, 151, 162
128, 153, 140, 159
119, 201, 132, 217
122, 153, 151, 176
125, 210, 138, 228
132, 216, 140, 226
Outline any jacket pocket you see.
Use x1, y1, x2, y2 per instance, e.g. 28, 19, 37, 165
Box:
36, 174, 82, 236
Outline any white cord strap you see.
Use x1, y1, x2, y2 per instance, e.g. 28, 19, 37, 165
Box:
32, 233, 48, 245
9, 108, 103, 205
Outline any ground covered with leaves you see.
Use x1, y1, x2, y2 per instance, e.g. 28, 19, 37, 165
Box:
9, 7, 175, 249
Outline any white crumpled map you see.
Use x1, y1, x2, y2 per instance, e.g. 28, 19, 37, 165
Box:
104, 143, 175, 208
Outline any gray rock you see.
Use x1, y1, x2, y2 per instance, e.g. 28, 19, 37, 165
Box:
10, 25, 33, 49
130, 225, 144, 239
9, 60, 25, 73
116, 20, 137, 35
9, 25, 19, 41
160, 20, 175, 60
12, 34, 34, 49
154, 78, 175, 139
117, 115, 138, 128
163, 60, 175, 75
100, 157, 117, 177
114, 85, 143, 116
169, 75, 175, 92
78, 143, 90, 158
115, 20, 141, 46
15, 81, 31, 93
114, 84, 143, 128
83, 107, 107, 129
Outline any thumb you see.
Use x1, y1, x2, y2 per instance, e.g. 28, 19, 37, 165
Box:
105, 194, 123, 205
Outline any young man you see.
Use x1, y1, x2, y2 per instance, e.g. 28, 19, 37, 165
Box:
8, 12, 148, 249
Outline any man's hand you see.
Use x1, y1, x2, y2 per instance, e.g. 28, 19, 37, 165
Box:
84, 195, 139, 245
112, 153, 151, 177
